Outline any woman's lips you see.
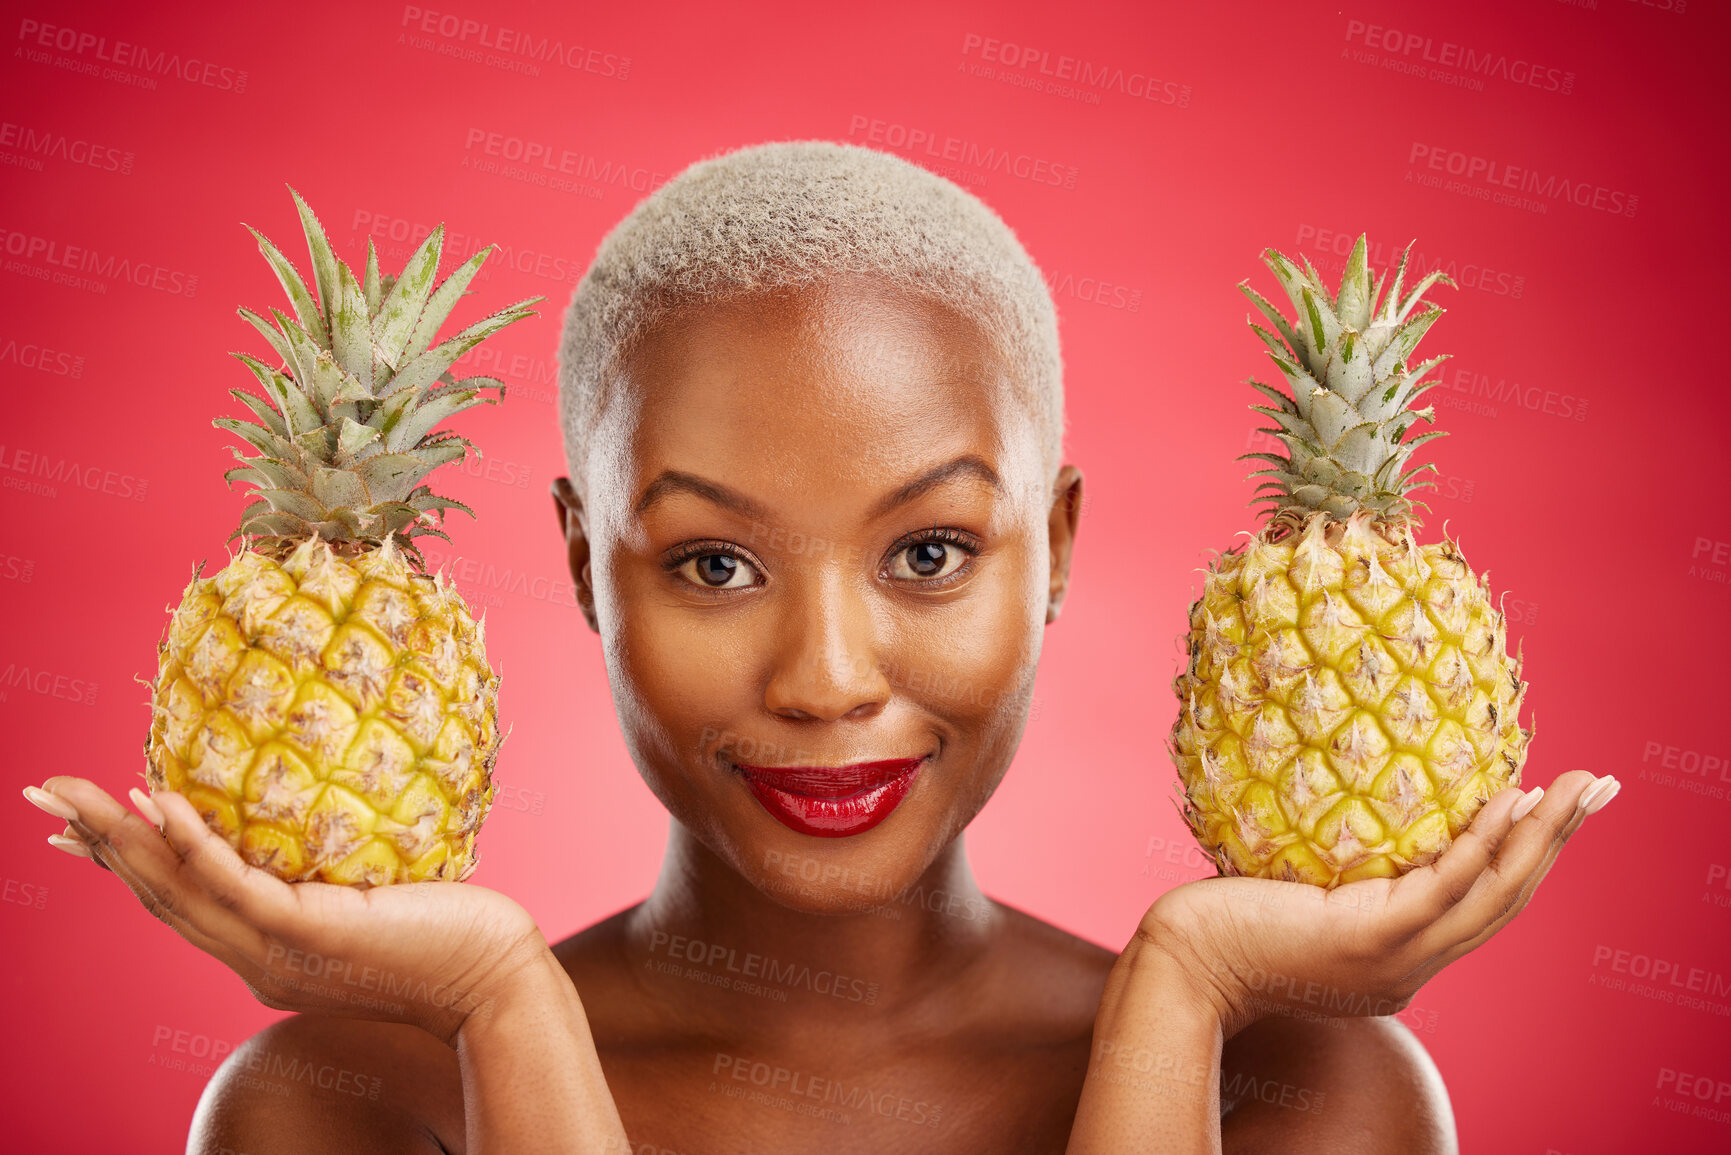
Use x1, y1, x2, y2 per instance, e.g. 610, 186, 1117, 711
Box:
733, 757, 924, 838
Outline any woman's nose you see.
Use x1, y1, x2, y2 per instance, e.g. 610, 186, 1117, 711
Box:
762, 571, 892, 724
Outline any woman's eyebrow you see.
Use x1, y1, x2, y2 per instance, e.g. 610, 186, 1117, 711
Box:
634, 471, 769, 520
867, 454, 1001, 519
633, 455, 1001, 522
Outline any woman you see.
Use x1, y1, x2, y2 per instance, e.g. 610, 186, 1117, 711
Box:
26, 142, 1615, 1153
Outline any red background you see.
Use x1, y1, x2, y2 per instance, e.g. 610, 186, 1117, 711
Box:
4, 1, 1728, 1151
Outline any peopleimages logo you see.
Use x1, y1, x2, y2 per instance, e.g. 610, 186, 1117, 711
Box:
454, 451, 535, 490
0, 443, 149, 502
1044, 267, 1143, 313
1689, 536, 1731, 589
1642, 739, 1730, 784
1407, 143, 1639, 219
1705, 863, 1731, 912
0, 658, 99, 707
648, 930, 880, 1005
846, 115, 1079, 190
710, 1052, 944, 1128
418, 545, 579, 611
959, 33, 1191, 108
1344, 17, 1576, 95
1431, 364, 1590, 424
0, 227, 199, 298
0, 335, 85, 378
2, 876, 48, 910
1654, 1067, 1731, 1127
351, 210, 582, 287
1295, 225, 1528, 302
398, 6, 631, 79
0, 120, 133, 175
452, 344, 558, 405
461, 129, 668, 196
14, 18, 249, 93
1589, 944, 1731, 1016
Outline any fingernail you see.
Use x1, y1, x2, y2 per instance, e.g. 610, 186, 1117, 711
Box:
23, 785, 78, 822
1511, 786, 1544, 822
1585, 775, 1620, 813
1583, 777, 1621, 816
47, 834, 93, 859
129, 787, 166, 829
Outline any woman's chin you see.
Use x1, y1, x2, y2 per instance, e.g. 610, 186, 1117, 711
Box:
749, 873, 915, 919
733, 836, 930, 918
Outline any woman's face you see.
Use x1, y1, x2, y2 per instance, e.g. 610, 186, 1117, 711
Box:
558, 278, 1080, 912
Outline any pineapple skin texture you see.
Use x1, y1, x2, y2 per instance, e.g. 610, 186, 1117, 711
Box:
146, 540, 500, 886
1170, 512, 1531, 887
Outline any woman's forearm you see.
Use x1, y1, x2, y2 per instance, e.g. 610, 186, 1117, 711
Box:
1068, 933, 1227, 1155
456, 947, 630, 1154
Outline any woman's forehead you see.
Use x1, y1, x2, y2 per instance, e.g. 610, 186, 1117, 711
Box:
631, 285, 1017, 431
588, 283, 1046, 515
630, 278, 1006, 376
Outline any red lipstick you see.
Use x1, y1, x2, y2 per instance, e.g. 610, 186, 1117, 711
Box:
733, 758, 923, 837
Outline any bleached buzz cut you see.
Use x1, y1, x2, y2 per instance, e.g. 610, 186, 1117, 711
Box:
558, 140, 1064, 481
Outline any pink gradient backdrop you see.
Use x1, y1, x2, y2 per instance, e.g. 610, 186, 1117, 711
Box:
4, 0, 1728, 1150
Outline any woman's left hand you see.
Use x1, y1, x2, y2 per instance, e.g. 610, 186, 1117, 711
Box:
1137, 767, 1617, 1038
1067, 769, 1617, 1154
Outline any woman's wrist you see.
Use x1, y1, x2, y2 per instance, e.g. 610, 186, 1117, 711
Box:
1093, 942, 1225, 1093
455, 940, 580, 1047
454, 942, 631, 1153
1123, 908, 1246, 1032
1070, 931, 1229, 1155
370, 930, 562, 1049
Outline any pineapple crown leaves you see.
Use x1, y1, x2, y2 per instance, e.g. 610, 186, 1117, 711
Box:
219, 187, 543, 566
1237, 234, 1455, 523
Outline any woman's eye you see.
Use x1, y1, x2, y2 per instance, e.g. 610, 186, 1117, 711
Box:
888, 540, 968, 582
677, 552, 759, 589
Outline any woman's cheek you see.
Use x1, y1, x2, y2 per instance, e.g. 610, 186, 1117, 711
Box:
602, 582, 748, 798
894, 560, 1039, 731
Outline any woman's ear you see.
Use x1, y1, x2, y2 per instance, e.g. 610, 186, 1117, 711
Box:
1045, 465, 1083, 625
552, 477, 601, 634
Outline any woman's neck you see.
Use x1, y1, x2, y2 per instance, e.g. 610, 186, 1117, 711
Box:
624, 820, 1000, 1024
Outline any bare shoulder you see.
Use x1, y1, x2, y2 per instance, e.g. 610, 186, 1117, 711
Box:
989, 899, 1117, 975
188, 1014, 462, 1155
549, 904, 645, 1028
976, 900, 1117, 1037
1221, 1014, 1457, 1154
549, 902, 635, 973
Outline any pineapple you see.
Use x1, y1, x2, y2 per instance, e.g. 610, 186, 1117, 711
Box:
1169, 236, 1533, 888
144, 190, 540, 886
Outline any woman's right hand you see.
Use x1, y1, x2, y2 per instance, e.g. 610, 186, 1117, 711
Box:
26, 775, 546, 1047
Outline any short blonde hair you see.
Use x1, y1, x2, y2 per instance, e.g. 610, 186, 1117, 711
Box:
558, 140, 1064, 478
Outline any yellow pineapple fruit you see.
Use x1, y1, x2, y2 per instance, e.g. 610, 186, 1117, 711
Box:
145, 190, 540, 886
1170, 236, 1533, 887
